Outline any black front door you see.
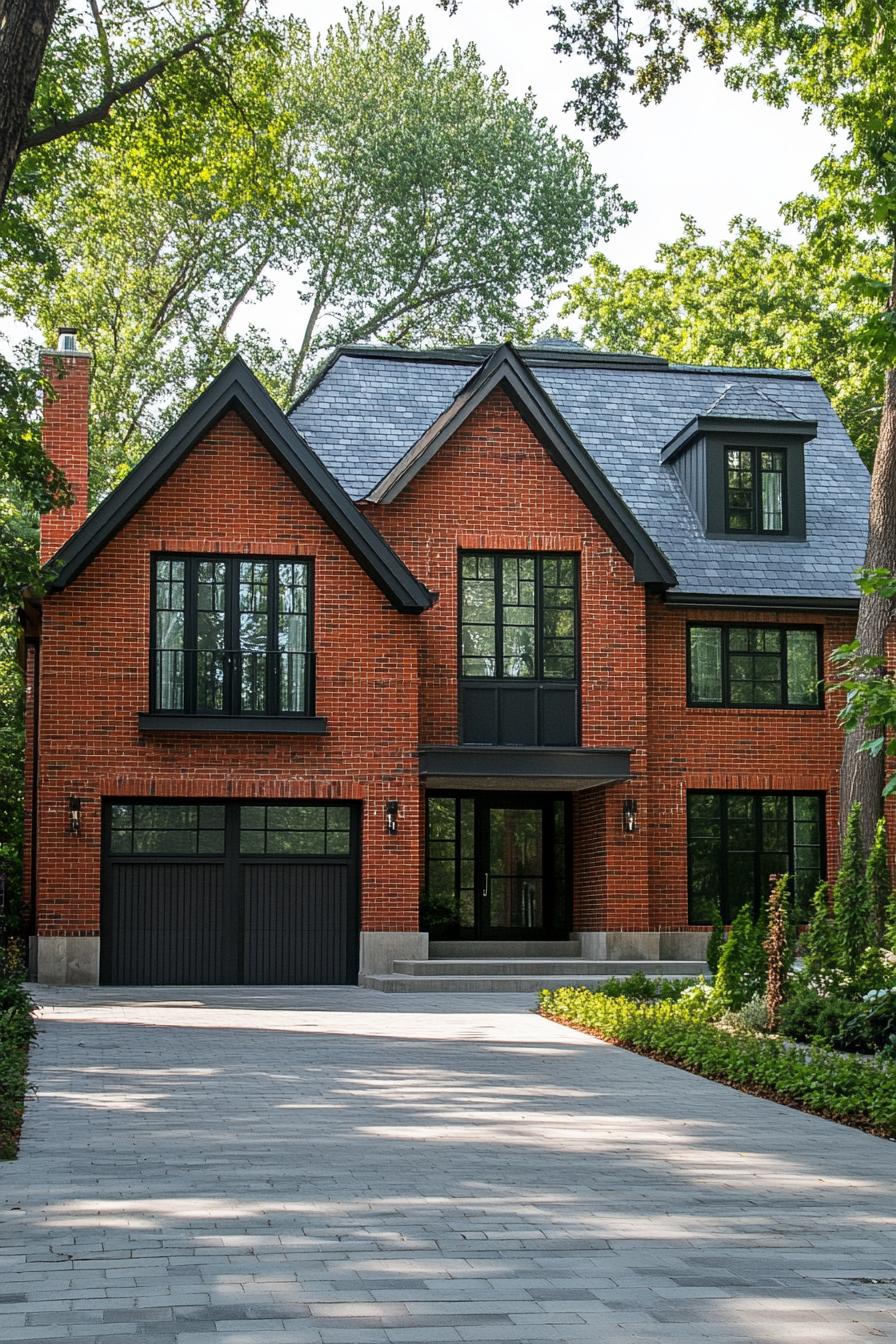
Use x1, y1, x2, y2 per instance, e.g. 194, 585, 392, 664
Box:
423, 793, 569, 939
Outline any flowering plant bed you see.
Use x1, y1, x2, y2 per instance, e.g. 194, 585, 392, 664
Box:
539, 985, 896, 1140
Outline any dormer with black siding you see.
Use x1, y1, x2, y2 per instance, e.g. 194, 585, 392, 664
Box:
661, 384, 817, 543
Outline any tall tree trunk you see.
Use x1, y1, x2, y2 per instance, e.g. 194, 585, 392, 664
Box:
840, 366, 896, 852
0, 0, 58, 211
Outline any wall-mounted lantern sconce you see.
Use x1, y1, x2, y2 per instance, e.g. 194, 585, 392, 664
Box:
68, 796, 82, 836
622, 798, 638, 835
385, 800, 400, 835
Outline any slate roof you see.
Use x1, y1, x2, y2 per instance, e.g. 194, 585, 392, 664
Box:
699, 382, 806, 421
289, 345, 870, 603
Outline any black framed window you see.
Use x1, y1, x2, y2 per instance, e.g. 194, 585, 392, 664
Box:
459, 552, 577, 680
109, 803, 226, 855
688, 623, 822, 708
687, 791, 824, 924
725, 447, 786, 533
151, 556, 312, 716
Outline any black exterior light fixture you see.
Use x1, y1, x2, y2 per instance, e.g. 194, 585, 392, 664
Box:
622, 798, 638, 835
385, 800, 400, 835
68, 796, 82, 836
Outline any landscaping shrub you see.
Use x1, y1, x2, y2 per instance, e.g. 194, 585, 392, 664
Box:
777, 981, 856, 1045
865, 817, 892, 942
711, 907, 765, 1011
764, 873, 791, 1030
706, 908, 725, 975
830, 987, 896, 1058
801, 880, 839, 987
539, 985, 896, 1137
0, 938, 35, 1160
586, 972, 701, 1003
721, 992, 769, 1033
833, 802, 873, 966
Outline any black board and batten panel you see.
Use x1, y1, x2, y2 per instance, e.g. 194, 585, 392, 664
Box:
100, 800, 359, 986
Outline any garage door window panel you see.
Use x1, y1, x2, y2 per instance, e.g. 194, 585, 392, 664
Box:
109, 803, 226, 855
239, 804, 352, 856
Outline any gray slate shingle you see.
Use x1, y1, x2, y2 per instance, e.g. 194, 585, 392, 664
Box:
289, 351, 870, 601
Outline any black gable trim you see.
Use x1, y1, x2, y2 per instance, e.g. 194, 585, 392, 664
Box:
365, 343, 677, 588
45, 356, 433, 614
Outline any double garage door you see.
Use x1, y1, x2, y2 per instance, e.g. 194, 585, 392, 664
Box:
100, 800, 359, 985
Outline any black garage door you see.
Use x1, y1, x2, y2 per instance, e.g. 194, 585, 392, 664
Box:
100, 801, 359, 985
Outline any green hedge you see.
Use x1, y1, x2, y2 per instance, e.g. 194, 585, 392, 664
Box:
539, 985, 896, 1137
0, 971, 35, 1160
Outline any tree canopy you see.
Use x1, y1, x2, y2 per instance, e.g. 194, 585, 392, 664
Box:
563, 215, 888, 467
3, 5, 626, 500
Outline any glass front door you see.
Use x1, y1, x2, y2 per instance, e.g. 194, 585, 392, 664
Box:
423, 794, 569, 939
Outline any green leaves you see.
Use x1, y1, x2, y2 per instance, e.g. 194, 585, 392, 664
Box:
6, 5, 626, 498
562, 214, 889, 466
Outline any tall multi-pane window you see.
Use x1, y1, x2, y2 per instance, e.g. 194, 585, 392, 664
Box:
688, 624, 821, 708
151, 556, 311, 716
459, 553, 577, 680
687, 791, 824, 924
725, 447, 786, 533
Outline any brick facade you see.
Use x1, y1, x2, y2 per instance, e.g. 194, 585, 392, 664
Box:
25, 366, 858, 977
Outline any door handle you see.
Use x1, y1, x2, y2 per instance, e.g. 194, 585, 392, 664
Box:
482, 872, 489, 900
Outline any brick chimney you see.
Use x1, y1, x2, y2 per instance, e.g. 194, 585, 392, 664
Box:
40, 329, 91, 565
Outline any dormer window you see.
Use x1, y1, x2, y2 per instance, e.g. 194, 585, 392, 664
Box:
725, 447, 785, 534
660, 384, 817, 543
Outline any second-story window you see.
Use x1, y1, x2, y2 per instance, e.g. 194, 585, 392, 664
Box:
152, 556, 312, 716
460, 553, 577, 680
688, 622, 821, 708
725, 447, 786, 533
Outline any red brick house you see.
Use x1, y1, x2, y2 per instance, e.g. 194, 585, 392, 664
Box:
23, 333, 869, 987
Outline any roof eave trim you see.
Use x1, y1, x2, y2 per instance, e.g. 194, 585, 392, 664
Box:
661, 413, 819, 464
44, 357, 433, 614
662, 590, 859, 613
366, 343, 677, 589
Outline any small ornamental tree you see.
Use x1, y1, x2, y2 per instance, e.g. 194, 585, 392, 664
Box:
706, 907, 725, 975
885, 884, 896, 956
865, 816, 892, 943
833, 802, 873, 968
802, 881, 840, 985
712, 908, 763, 1012
764, 873, 791, 1032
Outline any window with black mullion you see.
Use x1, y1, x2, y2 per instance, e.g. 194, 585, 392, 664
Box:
724, 446, 786, 534
152, 556, 311, 716
460, 552, 576, 681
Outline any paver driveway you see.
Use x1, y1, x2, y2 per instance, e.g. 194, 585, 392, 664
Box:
2, 987, 895, 1344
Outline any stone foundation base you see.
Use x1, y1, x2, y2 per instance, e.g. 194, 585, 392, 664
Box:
577, 930, 710, 961
36, 936, 100, 985
358, 931, 429, 981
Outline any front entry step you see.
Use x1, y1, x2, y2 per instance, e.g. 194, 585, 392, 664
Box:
394, 958, 706, 977
363, 959, 708, 993
429, 940, 582, 960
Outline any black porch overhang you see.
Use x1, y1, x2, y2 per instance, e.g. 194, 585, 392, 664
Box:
417, 746, 632, 792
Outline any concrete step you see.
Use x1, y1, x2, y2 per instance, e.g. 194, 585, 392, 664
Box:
394, 958, 708, 977
363, 972, 704, 994
429, 940, 582, 959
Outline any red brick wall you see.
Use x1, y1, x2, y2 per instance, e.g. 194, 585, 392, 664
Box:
644, 599, 855, 928
29, 379, 859, 943
40, 352, 90, 564
31, 410, 421, 937
367, 387, 651, 929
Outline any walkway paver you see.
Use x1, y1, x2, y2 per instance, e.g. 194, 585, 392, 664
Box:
1, 985, 895, 1343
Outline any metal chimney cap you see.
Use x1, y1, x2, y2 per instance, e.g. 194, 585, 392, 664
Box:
57, 328, 78, 352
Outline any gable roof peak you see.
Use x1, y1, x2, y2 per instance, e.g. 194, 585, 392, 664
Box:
366, 340, 676, 588
44, 356, 433, 613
